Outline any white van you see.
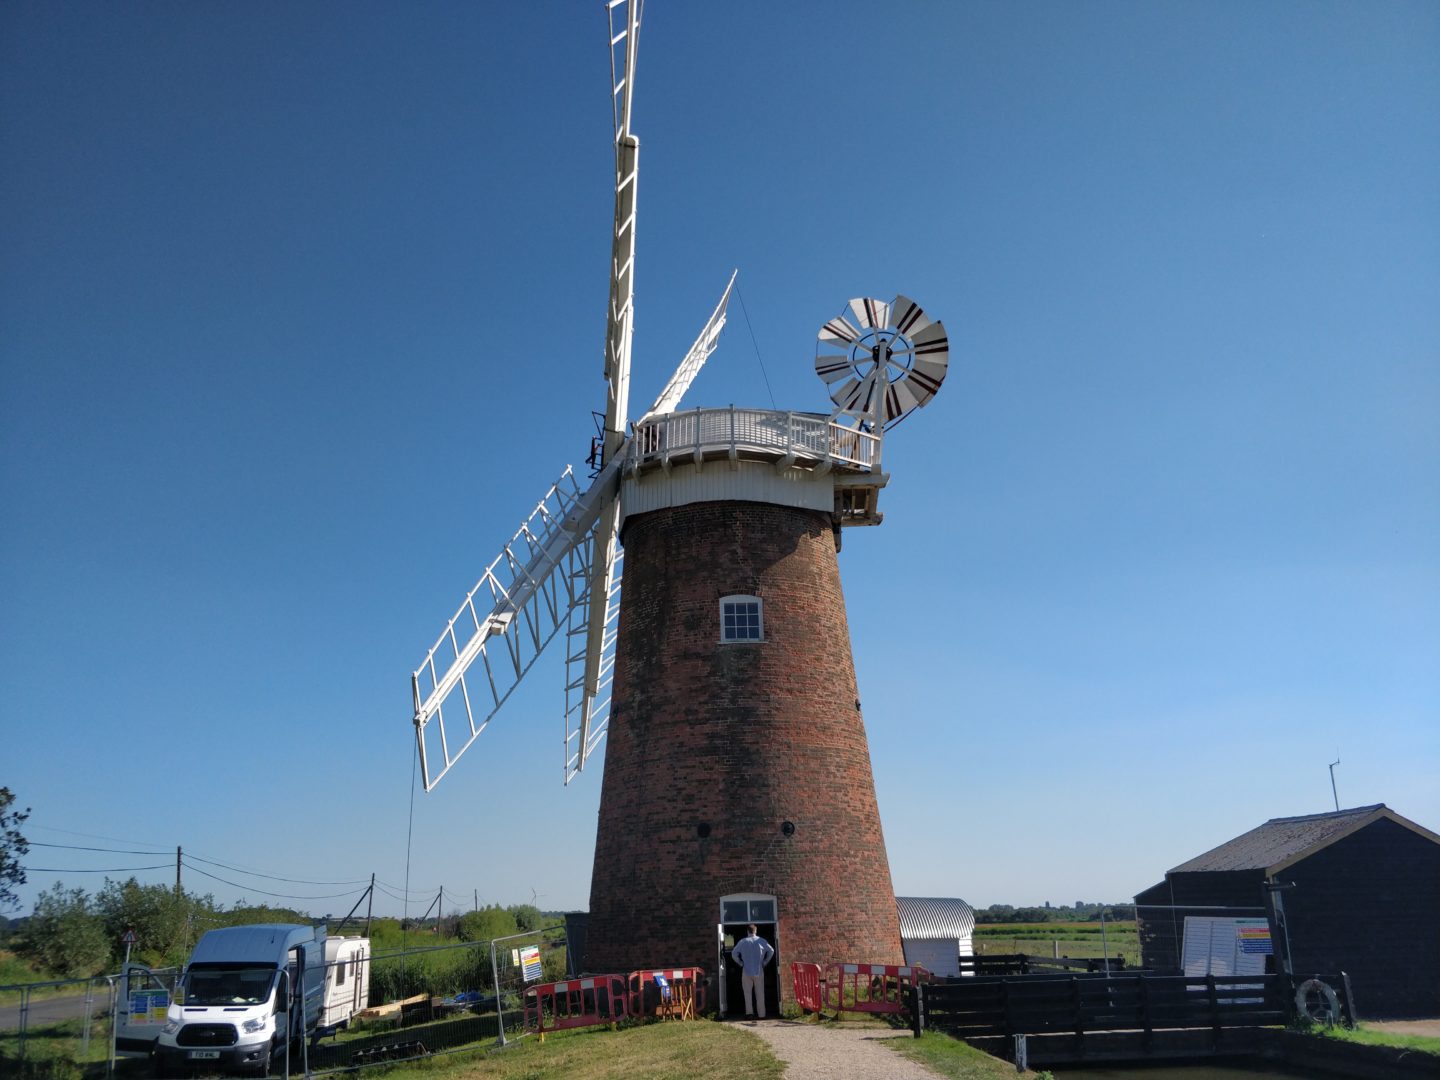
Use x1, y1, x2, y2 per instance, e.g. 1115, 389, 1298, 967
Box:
153, 923, 325, 1077
321, 936, 370, 1032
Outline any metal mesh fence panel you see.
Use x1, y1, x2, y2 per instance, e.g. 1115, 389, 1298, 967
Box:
1, 925, 571, 1078
307, 925, 568, 1076
1, 973, 146, 1076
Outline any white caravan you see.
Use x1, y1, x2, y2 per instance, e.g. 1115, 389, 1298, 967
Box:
153, 923, 326, 1077
321, 936, 371, 1031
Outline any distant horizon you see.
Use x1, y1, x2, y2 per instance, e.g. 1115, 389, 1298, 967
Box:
1, 895, 1147, 929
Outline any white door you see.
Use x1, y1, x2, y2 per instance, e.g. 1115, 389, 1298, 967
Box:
116, 963, 176, 1055
716, 924, 728, 1017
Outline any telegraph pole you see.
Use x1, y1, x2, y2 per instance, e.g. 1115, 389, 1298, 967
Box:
175, 846, 182, 898
365, 873, 375, 935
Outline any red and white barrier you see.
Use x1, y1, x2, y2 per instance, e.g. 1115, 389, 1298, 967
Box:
792, 962, 823, 1014
821, 962, 929, 1016
522, 974, 629, 1036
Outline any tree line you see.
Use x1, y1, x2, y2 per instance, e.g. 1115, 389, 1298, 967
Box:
3, 876, 564, 986
975, 902, 1137, 924
4, 878, 317, 978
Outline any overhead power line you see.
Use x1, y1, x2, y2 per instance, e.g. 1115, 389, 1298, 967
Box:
181, 861, 368, 903
29, 841, 169, 855
29, 840, 371, 890
26, 824, 170, 848
25, 826, 455, 911
182, 852, 370, 887
374, 878, 441, 897
375, 882, 420, 904
22, 864, 171, 874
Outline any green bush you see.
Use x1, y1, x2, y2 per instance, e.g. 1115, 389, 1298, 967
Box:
457, 907, 518, 943
18, 886, 108, 978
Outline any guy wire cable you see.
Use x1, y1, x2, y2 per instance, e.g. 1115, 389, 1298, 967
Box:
734, 283, 776, 410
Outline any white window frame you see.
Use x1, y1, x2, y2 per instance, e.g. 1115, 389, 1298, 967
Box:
719, 595, 764, 643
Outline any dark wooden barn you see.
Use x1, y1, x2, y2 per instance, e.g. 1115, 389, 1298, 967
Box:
1134, 804, 1440, 1019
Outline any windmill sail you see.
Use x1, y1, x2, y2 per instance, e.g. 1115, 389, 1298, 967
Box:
413, 1, 646, 790
641, 270, 737, 420
601, 0, 641, 452
412, 0, 731, 789
562, 538, 621, 783
412, 464, 615, 791
570, 0, 643, 780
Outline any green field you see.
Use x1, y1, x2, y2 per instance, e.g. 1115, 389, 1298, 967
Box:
973, 921, 1140, 966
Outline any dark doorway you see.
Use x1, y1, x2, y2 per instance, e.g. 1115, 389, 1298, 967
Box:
720, 922, 779, 1018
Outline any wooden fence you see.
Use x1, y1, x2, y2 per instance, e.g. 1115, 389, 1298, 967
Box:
911, 972, 1350, 1038
957, 953, 1127, 977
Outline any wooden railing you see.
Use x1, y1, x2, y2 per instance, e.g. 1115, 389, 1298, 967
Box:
911, 972, 1343, 1038
957, 953, 1127, 976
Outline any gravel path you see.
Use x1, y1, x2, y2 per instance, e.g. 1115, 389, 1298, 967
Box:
739, 1019, 944, 1079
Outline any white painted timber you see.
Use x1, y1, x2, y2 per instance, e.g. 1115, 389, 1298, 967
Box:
621, 459, 835, 523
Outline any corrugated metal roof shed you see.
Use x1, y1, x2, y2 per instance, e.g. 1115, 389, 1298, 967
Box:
895, 896, 976, 940
1169, 804, 1388, 874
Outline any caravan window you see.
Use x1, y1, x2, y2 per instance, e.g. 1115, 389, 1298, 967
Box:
336, 959, 347, 985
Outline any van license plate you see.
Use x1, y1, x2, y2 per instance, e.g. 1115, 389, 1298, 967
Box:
188, 1050, 221, 1060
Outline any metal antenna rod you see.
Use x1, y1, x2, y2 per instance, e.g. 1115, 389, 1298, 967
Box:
1328, 757, 1341, 812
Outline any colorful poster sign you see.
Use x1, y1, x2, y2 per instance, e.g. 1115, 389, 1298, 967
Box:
1182, 916, 1271, 976
519, 945, 542, 982
127, 990, 170, 1024
1238, 924, 1273, 955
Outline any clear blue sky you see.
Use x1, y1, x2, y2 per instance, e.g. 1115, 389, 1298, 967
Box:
3, 1, 1436, 923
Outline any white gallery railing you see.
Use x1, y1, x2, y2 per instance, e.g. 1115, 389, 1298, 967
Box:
629, 407, 879, 471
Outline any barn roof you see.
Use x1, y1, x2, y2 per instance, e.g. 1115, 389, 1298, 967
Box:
1168, 804, 1439, 876
896, 896, 976, 940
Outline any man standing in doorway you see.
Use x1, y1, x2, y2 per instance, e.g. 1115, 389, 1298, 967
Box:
731, 924, 775, 1020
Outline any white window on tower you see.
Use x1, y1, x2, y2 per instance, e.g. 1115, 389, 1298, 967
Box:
719, 595, 764, 643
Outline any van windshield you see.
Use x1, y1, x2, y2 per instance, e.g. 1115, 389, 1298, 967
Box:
184, 963, 277, 1006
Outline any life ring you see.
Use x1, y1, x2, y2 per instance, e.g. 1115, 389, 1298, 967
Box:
1295, 978, 1340, 1024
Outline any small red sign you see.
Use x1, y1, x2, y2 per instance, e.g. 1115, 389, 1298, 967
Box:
121, 929, 138, 945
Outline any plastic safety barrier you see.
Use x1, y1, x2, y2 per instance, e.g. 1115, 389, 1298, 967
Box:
822, 963, 929, 1016
627, 967, 705, 1020
792, 962, 823, 1014
522, 974, 629, 1036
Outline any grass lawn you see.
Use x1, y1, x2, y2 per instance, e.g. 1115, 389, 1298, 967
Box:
337, 1020, 785, 1080
0, 950, 95, 1006
1313, 1022, 1440, 1057
888, 1029, 1047, 1079
1, 1011, 1041, 1080
362, 1018, 1035, 1080
0, 1014, 129, 1080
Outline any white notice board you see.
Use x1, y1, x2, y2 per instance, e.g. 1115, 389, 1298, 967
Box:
1181, 916, 1272, 976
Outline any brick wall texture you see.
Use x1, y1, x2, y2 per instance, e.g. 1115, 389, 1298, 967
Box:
585, 499, 904, 995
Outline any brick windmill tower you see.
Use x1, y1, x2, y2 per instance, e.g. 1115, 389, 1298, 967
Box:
408, 3, 950, 1014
